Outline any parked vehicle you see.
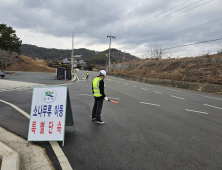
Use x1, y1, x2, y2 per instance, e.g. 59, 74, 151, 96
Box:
0, 71, 5, 78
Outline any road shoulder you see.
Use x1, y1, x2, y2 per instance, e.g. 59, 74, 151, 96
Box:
0, 126, 55, 170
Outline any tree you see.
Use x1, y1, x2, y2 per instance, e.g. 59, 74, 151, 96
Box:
87, 65, 95, 71
77, 64, 81, 69
0, 49, 16, 71
0, 24, 22, 54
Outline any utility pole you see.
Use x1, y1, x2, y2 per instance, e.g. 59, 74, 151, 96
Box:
123, 50, 125, 63
107, 33, 115, 72
71, 32, 74, 77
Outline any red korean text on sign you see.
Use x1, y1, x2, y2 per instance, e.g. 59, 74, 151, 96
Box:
40, 121, 45, 134
57, 121, 62, 134
31, 121, 36, 134
49, 121, 53, 134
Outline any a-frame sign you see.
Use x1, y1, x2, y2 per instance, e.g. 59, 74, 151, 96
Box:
27, 86, 74, 147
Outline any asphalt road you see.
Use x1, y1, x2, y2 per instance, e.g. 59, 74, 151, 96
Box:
0, 71, 222, 170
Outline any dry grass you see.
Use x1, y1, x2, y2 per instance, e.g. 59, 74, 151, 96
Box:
114, 53, 222, 85
5, 55, 56, 73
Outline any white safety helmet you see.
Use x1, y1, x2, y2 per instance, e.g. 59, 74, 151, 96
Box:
100, 70, 106, 76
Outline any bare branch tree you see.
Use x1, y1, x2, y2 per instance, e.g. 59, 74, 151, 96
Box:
148, 47, 165, 59
0, 49, 16, 71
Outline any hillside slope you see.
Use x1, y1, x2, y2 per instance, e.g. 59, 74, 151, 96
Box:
114, 53, 222, 85
20, 44, 138, 65
5, 55, 55, 73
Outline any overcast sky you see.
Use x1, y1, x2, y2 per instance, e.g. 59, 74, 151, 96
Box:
0, 0, 222, 58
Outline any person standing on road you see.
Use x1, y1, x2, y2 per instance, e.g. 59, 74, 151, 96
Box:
92, 70, 108, 125
86, 71, 89, 80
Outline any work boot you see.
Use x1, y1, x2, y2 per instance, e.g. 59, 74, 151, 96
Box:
95, 120, 105, 125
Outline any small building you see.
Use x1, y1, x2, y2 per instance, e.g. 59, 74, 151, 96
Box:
62, 58, 70, 64
72, 55, 87, 70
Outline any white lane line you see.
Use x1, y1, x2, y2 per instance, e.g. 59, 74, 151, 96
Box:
107, 81, 110, 83
108, 97, 120, 100
81, 85, 88, 87
79, 80, 86, 81
166, 89, 181, 92
124, 83, 128, 85
204, 96, 222, 101
203, 104, 222, 110
153, 91, 162, 94
0, 99, 73, 170
141, 88, 148, 90
170, 95, 185, 100
79, 94, 92, 96
113, 80, 116, 81
131, 81, 138, 84
140, 102, 160, 106
185, 109, 208, 114
118, 82, 121, 83
146, 85, 154, 87
132, 86, 137, 87
0, 99, 30, 118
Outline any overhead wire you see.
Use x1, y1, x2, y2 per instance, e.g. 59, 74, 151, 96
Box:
130, 37, 222, 54
113, 0, 191, 35
127, 17, 222, 43
115, 0, 214, 37
111, 0, 180, 34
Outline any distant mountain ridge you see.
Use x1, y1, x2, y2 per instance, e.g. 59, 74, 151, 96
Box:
20, 44, 138, 65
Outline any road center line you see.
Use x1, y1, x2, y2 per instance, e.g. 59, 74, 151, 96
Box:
140, 102, 160, 106
204, 96, 222, 101
170, 95, 185, 100
108, 97, 120, 100
203, 104, 222, 110
153, 91, 162, 94
79, 94, 92, 96
185, 109, 208, 114
141, 88, 148, 90
0, 99, 73, 170
146, 85, 154, 87
166, 89, 181, 92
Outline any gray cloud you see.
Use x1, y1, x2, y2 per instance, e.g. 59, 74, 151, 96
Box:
0, 0, 222, 56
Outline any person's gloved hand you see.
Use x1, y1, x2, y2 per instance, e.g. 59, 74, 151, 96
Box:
105, 97, 108, 102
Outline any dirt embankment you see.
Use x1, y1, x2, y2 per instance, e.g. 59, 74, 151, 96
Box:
114, 53, 222, 85
5, 55, 55, 73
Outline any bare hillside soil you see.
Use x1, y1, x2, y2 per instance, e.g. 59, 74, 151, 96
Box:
5, 55, 55, 73
114, 53, 222, 85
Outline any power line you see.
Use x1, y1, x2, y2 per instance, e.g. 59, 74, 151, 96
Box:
129, 17, 222, 44
164, 37, 222, 50
112, 0, 180, 34
113, 0, 191, 35
131, 37, 222, 54
116, 0, 213, 37
116, 0, 211, 37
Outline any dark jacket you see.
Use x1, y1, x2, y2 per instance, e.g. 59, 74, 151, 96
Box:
92, 76, 106, 100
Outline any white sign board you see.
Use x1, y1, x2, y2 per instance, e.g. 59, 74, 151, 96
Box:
28, 86, 67, 141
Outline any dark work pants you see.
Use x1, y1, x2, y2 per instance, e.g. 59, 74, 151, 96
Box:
92, 99, 104, 121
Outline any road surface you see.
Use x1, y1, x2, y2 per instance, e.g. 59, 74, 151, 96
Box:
0, 71, 222, 170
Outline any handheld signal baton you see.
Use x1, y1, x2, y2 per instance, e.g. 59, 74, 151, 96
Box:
108, 99, 119, 104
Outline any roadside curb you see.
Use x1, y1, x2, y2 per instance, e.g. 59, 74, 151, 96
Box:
0, 142, 21, 170
107, 72, 222, 95
0, 126, 55, 170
